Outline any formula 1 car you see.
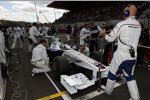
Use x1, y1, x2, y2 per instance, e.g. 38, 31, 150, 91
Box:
46, 36, 109, 94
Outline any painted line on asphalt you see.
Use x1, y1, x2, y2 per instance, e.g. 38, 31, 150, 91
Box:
36, 91, 66, 100
44, 72, 72, 100
44, 72, 125, 100
73, 82, 123, 100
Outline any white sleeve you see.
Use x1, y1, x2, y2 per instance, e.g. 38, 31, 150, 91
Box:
105, 23, 122, 42
97, 26, 102, 32
85, 47, 90, 56
34, 27, 42, 36
71, 28, 74, 35
42, 48, 49, 63
1, 32, 5, 50
97, 26, 102, 36
6, 29, 10, 35
20, 28, 23, 35
80, 29, 85, 39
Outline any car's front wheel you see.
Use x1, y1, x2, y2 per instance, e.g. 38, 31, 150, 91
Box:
52, 56, 69, 78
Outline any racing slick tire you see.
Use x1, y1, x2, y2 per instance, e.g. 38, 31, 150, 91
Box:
52, 56, 69, 78
90, 51, 102, 63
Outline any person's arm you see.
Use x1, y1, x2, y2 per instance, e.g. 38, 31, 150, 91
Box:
97, 26, 102, 31
85, 47, 90, 56
20, 27, 23, 35
0, 32, 5, 50
12, 28, 16, 36
6, 28, 10, 35
104, 23, 122, 42
34, 27, 43, 36
80, 28, 85, 39
71, 28, 74, 35
41, 47, 49, 64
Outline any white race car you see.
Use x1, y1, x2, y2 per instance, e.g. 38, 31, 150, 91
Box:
46, 36, 109, 94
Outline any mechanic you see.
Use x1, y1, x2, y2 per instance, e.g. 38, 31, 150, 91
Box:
0, 25, 8, 78
89, 21, 102, 53
101, 4, 141, 100
0, 25, 6, 64
79, 23, 90, 47
28, 22, 43, 53
79, 44, 90, 56
31, 39, 51, 76
11, 25, 23, 49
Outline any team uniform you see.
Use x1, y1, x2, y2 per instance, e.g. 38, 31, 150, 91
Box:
22, 27, 27, 37
80, 27, 90, 47
28, 26, 42, 52
11, 26, 23, 49
42, 26, 49, 36
104, 16, 141, 100
31, 44, 50, 76
0, 30, 6, 64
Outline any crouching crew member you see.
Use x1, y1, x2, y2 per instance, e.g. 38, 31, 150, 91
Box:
31, 39, 51, 76
79, 44, 90, 57
101, 4, 141, 100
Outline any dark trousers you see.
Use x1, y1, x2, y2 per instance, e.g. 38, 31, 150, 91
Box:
89, 40, 98, 53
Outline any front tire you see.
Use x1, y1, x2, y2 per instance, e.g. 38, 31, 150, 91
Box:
52, 56, 69, 78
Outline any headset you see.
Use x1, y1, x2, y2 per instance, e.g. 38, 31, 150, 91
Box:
123, 4, 134, 17
123, 7, 130, 17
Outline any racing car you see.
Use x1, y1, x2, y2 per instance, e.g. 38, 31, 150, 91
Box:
46, 36, 109, 94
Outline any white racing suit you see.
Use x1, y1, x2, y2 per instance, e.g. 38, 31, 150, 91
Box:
31, 44, 50, 74
28, 26, 42, 52
80, 28, 90, 47
0, 30, 6, 64
105, 16, 141, 100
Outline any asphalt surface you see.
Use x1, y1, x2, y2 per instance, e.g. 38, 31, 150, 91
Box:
5, 37, 150, 100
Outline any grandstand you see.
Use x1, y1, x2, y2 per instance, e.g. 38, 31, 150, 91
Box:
48, 1, 150, 28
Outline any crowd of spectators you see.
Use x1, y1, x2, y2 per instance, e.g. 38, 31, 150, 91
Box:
54, 2, 150, 24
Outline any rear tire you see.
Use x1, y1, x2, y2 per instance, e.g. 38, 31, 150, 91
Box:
52, 56, 69, 78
